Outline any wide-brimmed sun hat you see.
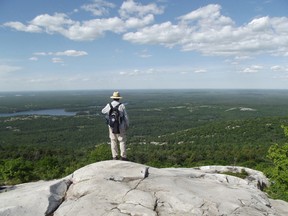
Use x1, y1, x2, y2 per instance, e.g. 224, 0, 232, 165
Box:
110, 91, 122, 99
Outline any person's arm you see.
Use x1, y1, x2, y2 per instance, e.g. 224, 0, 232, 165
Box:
101, 103, 110, 115
121, 104, 129, 128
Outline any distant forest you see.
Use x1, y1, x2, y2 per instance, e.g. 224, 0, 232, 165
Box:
0, 89, 288, 201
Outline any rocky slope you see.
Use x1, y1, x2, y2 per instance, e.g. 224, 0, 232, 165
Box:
1, 160, 288, 216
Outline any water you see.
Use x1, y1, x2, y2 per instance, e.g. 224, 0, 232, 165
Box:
0, 109, 77, 117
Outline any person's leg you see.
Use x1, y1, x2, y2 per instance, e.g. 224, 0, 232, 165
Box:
109, 127, 119, 159
118, 131, 127, 159
119, 141, 126, 159
110, 139, 119, 159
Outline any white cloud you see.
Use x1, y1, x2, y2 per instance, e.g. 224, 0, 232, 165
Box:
123, 4, 288, 57
3, 21, 42, 33
125, 14, 154, 28
29, 50, 87, 65
136, 49, 152, 58
119, 69, 142, 76
234, 56, 252, 60
0, 65, 21, 73
124, 4, 235, 50
194, 69, 207, 73
34, 52, 47, 56
52, 58, 64, 63
123, 21, 188, 48
3, 0, 160, 41
179, 4, 233, 27
34, 50, 87, 57
30, 13, 75, 35
119, 0, 164, 18
118, 66, 207, 77
54, 50, 88, 57
61, 17, 126, 41
271, 65, 288, 72
81, 0, 115, 16
4, 2, 288, 58
69, 18, 123, 40
4, 13, 125, 41
29, 57, 38, 61
242, 65, 263, 73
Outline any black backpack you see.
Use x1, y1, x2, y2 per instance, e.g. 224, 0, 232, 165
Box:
108, 103, 122, 134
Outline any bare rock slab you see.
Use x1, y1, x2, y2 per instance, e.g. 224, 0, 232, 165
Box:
1, 161, 288, 216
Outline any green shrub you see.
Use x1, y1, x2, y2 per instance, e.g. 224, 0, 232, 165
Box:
265, 125, 288, 201
0, 158, 36, 184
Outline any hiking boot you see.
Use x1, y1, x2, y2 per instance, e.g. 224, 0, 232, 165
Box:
113, 156, 118, 160
120, 157, 128, 161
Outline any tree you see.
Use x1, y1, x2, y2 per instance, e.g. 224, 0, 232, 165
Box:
265, 125, 288, 201
0, 158, 35, 184
88, 143, 111, 162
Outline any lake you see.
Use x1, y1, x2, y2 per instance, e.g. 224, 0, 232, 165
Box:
0, 109, 77, 117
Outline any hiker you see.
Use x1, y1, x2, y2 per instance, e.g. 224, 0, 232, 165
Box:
101, 91, 129, 160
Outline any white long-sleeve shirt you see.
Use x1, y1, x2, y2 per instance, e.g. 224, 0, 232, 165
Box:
101, 100, 129, 128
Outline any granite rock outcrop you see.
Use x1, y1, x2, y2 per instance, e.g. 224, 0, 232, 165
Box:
1, 160, 288, 216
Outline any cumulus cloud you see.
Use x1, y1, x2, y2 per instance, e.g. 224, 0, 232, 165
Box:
123, 21, 188, 47
3, 2, 288, 57
119, 0, 164, 18
3, 0, 160, 41
179, 4, 233, 27
4, 13, 125, 41
6, 13, 75, 37
3, 21, 42, 33
125, 14, 155, 28
123, 4, 288, 57
81, 0, 116, 16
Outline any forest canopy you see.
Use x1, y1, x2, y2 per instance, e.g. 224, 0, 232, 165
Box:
0, 89, 288, 201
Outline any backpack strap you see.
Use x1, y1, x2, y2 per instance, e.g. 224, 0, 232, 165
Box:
109, 102, 121, 109
108, 103, 113, 115
113, 103, 122, 123
109, 103, 122, 116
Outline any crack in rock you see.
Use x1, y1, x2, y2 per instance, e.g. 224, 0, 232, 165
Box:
123, 179, 143, 199
105, 167, 153, 215
153, 194, 160, 216
45, 179, 72, 216
0, 185, 16, 193
226, 176, 229, 183
106, 166, 150, 183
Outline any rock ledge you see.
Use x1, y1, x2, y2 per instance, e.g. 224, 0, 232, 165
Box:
1, 161, 288, 216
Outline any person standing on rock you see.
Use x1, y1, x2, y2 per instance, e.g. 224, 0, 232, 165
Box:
102, 91, 129, 161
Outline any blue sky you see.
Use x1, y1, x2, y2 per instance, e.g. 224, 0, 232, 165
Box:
1, 0, 288, 91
